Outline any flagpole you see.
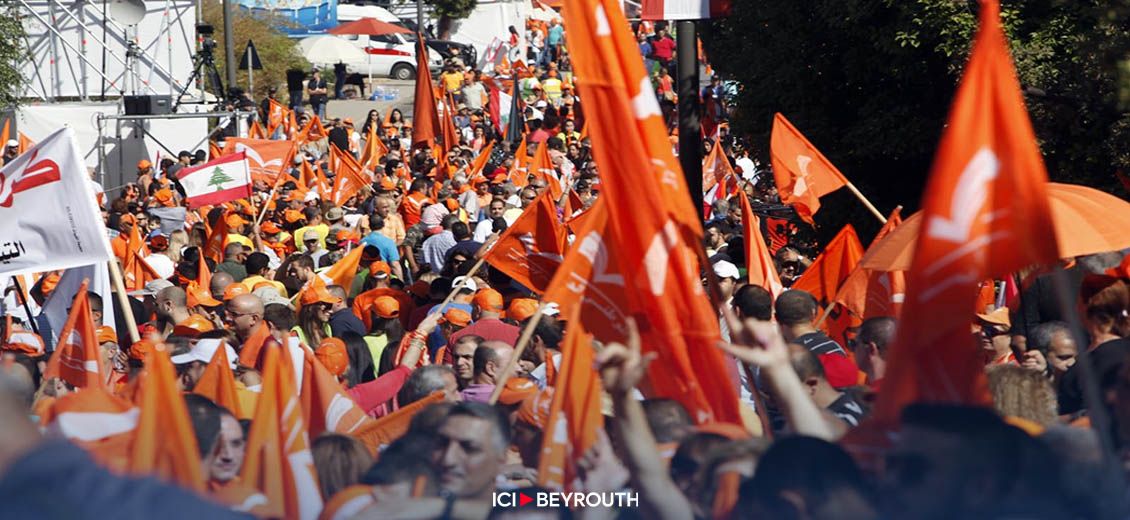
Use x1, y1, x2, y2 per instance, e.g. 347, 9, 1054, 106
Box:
488, 303, 546, 405
11, 277, 40, 336
106, 260, 142, 344
434, 256, 487, 311
843, 181, 887, 224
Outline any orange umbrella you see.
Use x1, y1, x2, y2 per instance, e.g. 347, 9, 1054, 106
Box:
862, 183, 1130, 271
328, 18, 412, 36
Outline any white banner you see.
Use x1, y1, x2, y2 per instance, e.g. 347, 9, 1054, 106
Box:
40, 263, 117, 350
0, 128, 113, 277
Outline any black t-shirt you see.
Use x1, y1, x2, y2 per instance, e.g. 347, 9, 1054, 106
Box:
328, 127, 350, 154
308, 78, 328, 104
827, 390, 867, 427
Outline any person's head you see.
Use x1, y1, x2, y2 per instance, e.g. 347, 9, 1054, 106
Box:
775, 290, 818, 329
360, 435, 439, 502
398, 364, 461, 405
451, 221, 471, 242
224, 294, 264, 338
185, 394, 247, 485
245, 252, 271, 278
488, 198, 507, 220
1030, 321, 1076, 375
312, 433, 373, 500
732, 284, 773, 321
326, 285, 349, 313
1080, 275, 1130, 339
210, 271, 235, 298
855, 316, 896, 380
433, 401, 510, 499
987, 364, 1058, 426
704, 223, 725, 248
287, 254, 316, 283
223, 242, 245, 263
473, 341, 514, 385
642, 398, 695, 444
302, 229, 322, 252
711, 261, 740, 301
974, 309, 1012, 359
312, 68, 321, 79
155, 286, 188, 321
787, 344, 832, 397
375, 195, 394, 217
520, 188, 538, 207
451, 335, 481, 387
742, 436, 875, 520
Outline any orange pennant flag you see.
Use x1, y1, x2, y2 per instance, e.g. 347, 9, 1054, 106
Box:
482, 190, 567, 293
287, 110, 300, 140
17, 133, 33, 154
209, 140, 223, 161
351, 392, 445, 450
468, 141, 495, 179
42, 385, 137, 472
441, 93, 460, 153
0, 118, 9, 149
528, 142, 563, 201
223, 138, 296, 185
130, 347, 206, 492
870, 0, 1059, 426
248, 120, 267, 139
318, 245, 365, 293
537, 311, 603, 490
834, 208, 906, 320
240, 345, 323, 519
411, 36, 440, 148
509, 137, 530, 187
192, 340, 244, 418
267, 99, 287, 136
791, 224, 865, 304
237, 322, 273, 370
770, 113, 850, 225
361, 124, 389, 170
561, 0, 741, 424
299, 116, 328, 145
299, 352, 381, 452
123, 224, 160, 292
197, 248, 213, 288
330, 148, 371, 206
43, 281, 105, 389
738, 194, 784, 298
203, 211, 230, 265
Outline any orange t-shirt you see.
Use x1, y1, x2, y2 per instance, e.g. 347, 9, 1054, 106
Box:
401, 192, 428, 227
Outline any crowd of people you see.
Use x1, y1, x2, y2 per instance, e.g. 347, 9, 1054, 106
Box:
2, 2, 1130, 519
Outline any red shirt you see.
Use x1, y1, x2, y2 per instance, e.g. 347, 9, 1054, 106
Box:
652, 36, 676, 60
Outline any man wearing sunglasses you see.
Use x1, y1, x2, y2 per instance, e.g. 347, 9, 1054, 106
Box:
974, 307, 1016, 366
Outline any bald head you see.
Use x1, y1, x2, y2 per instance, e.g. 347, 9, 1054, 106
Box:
155, 286, 188, 321
473, 341, 514, 384
210, 271, 235, 296
226, 293, 264, 339
228, 294, 264, 315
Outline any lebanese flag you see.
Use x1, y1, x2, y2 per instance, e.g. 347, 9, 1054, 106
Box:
177, 152, 252, 209
640, 0, 731, 20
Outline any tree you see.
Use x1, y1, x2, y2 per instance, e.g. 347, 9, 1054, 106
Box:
705, 0, 1130, 242
0, 5, 27, 107
207, 166, 234, 191
424, 0, 478, 40
201, 0, 309, 103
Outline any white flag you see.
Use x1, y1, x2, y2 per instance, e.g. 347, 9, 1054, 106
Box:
0, 128, 113, 277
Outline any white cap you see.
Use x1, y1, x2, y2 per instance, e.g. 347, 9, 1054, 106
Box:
170, 338, 237, 369
5, 139, 17, 148
452, 275, 478, 293
713, 260, 740, 280
130, 278, 175, 297
541, 302, 560, 317
304, 190, 320, 202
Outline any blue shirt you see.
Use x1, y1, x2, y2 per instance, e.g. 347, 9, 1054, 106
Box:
361, 232, 400, 263
547, 25, 565, 46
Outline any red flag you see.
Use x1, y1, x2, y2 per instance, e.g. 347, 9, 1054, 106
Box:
42, 281, 105, 389
770, 113, 850, 225
791, 225, 865, 304
872, 0, 1059, 425
240, 345, 323, 519
482, 190, 567, 293
738, 194, 784, 298
130, 348, 205, 492
412, 36, 440, 148
834, 208, 906, 319
561, 0, 741, 424
537, 311, 603, 490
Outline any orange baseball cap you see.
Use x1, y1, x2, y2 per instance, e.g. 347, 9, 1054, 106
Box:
516, 388, 554, 427
441, 308, 472, 327
97, 326, 117, 345
261, 221, 281, 234
315, 338, 349, 377
472, 288, 504, 313
506, 298, 539, 322
138, 159, 152, 169
497, 377, 539, 405
222, 283, 249, 301
119, 213, 138, 226
369, 261, 391, 279
155, 188, 175, 206
301, 284, 342, 306
3, 330, 45, 355
379, 177, 397, 191
225, 213, 247, 229
172, 314, 215, 338
374, 296, 400, 319
129, 339, 158, 362
186, 282, 222, 308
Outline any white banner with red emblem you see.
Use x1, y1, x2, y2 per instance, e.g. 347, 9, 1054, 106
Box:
0, 128, 113, 276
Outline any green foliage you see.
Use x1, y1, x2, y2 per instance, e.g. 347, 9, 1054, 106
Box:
426, 0, 478, 20
705, 1, 1130, 241
201, 0, 309, 102
0, 5, 27, 107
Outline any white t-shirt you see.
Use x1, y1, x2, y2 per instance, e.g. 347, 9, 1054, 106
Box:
144, 253, 176, 280
473, 219, 494, 242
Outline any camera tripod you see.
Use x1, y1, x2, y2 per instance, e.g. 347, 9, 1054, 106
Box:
173, 43, 227, 112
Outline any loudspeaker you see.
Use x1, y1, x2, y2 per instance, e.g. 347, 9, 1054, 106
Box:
123, 95, 172, 115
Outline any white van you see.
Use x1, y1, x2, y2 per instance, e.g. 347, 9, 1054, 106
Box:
335, 4, 442, 80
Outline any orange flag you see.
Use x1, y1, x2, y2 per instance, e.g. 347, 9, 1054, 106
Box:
192, 340, 243, 418
791, 225, 865, 304
299, 116, 328, 144
317, 245, 365, 293
482, 190, 567, 293
411, 35, 440, 148
203, 210, 230, 264
130, 348, 205, 492
509, 137, 530, 187
770, 113, 850, 225
440, 93, 460, 153
123, 224, 160, 292
17, 133, 33, 154
544, 197, 631, 342
468, 141, 495, 179
561, 0, 741, 424
702, 143, 737, 199
287, 110, 300, 140
537, 311, 603, 490
871, 0, 1058, 425
237, 322, 273, 369
738, 194, 784, 298
43, 281, 105, 389
834, 208, 906, 319
223, 138, 296, 185
361, 124, 389, 170
299, 352, 380, 452
41, 385, 137, 472
209, 140, 223, 161
528, 141, 563, 200
248, 120, 267, 139
351, 392, 445, 450
330, 148, 371, 206
241, 345, 323, 519
197, 248, 213, 288
267, 99, 287, 135
0, 118, 9, 149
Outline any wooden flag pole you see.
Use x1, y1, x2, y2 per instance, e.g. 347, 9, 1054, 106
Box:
844, 181, 887, 224
106, 260, 141, 344
488, 303, 546, 405
434, 257, 487, 310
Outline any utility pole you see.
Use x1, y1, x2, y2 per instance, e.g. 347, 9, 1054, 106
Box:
416, 0, 423, 35
676, 20, 702, 214
222, 0, 236, 93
